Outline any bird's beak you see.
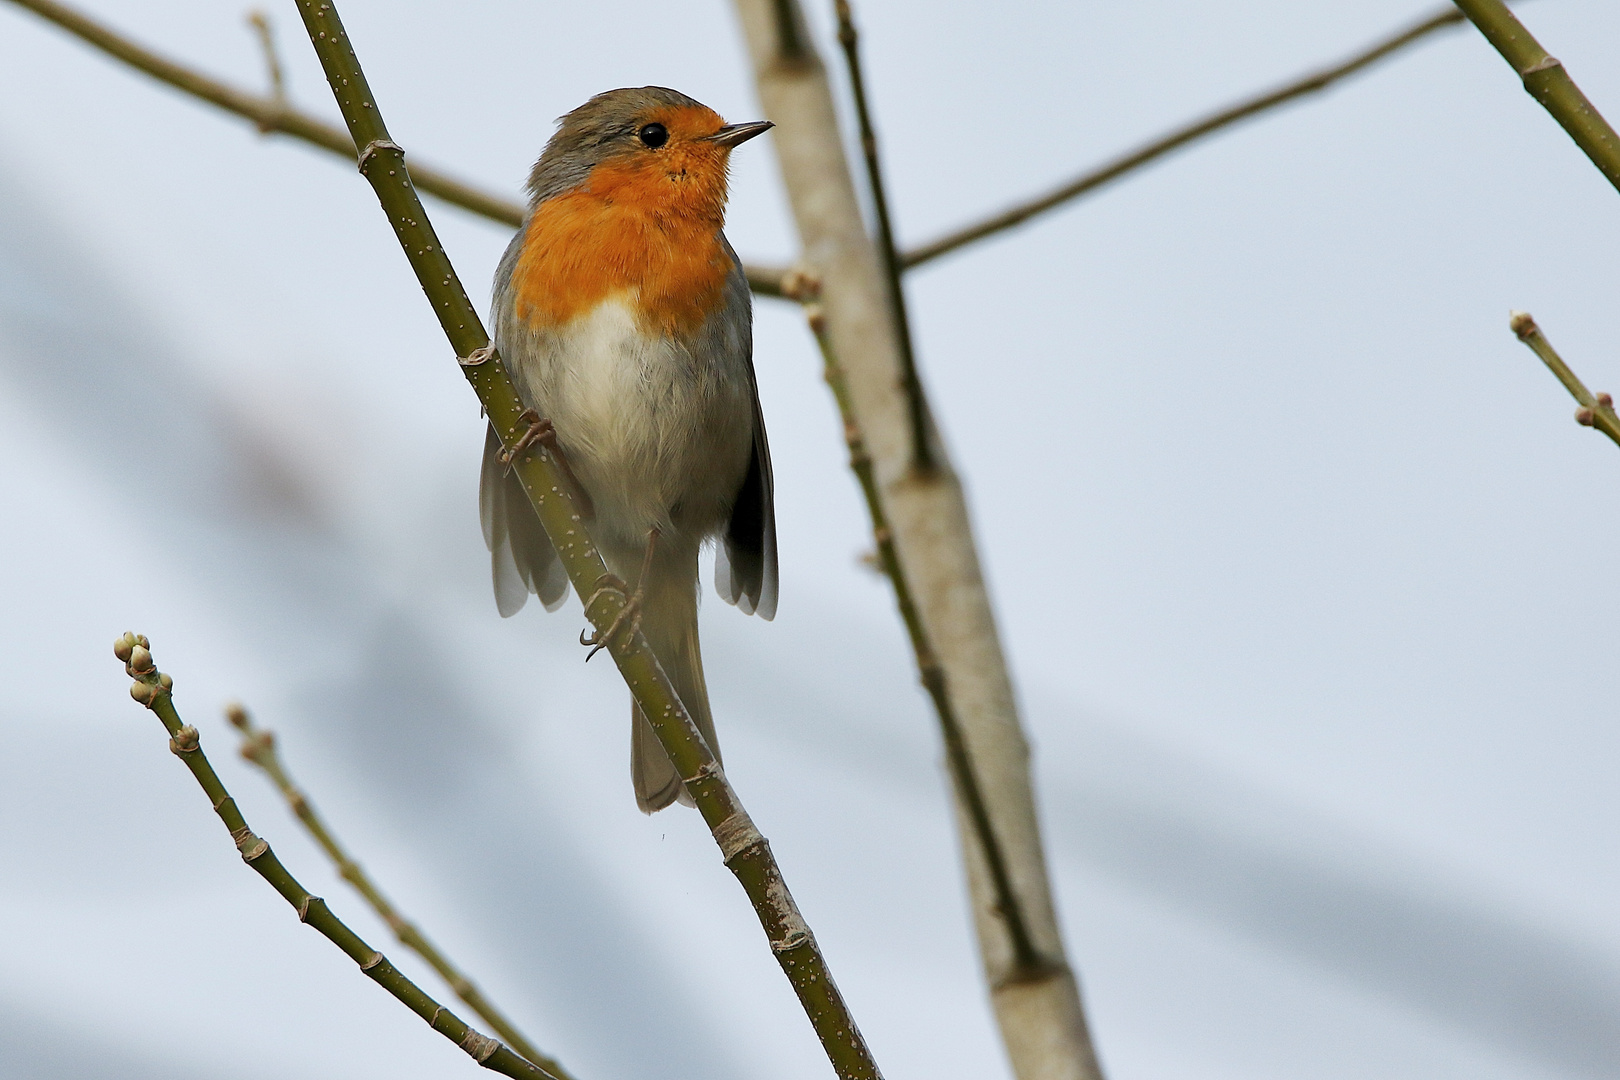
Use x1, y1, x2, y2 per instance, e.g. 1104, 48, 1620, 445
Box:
707, 120, 774, 148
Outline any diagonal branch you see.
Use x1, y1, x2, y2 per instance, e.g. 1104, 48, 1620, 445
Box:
1509, 311, 1620, 447
903, 5, 1474, 268
113, 635, 558, 1080
0, 0, 789, 296
1451, 0, 1620, 194
225, 703, 577, 1080
832, 0, 930, 472
795, 288, 1045, 977
288, 3, 881, 1077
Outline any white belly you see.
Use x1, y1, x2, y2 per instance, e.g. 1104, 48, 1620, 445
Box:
503, 297, 754, 551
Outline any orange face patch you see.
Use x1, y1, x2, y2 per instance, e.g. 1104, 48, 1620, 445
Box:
511, 104, 736, 338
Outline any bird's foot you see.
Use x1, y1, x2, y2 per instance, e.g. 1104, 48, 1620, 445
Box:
498, 409, 555, 471
500, 408, 594, 518
578, 528, 660, 661
579, 573, 644, 661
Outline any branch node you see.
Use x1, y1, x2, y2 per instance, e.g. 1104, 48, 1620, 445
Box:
714, 809, 765, 863
779, 267, 823, 302
458, 1029, 502, 1063
356, 138, 403, 174
168, 725, 200, 755
1522, 54, 1562, 76
459, 345, 495, 367
1509, 309, 1537, 340
1575, 406, 1595, 426
235, 829, 270, 863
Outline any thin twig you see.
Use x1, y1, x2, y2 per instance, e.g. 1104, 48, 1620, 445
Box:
795, 288, 1046, 977
1509, 311, 1620, 447
244, 9, 285, 117
1452, 0, 1620, 194
112, 635, 557, 1080
289, 4, 881, 1077
225, 703, 576, 1080
0, 0, 789, 297
832, 0, 931, 473
903, 5, 1473, 268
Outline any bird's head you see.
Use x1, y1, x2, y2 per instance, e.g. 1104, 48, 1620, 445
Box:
527, 86, 772, 223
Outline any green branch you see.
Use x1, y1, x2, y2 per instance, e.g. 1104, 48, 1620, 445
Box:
832, 0, 931, 473
225, 703, 576, 1080
904, 5, 1477, 268
1509, 311, 1620, 447
794, 288, 1050, 979
287, 3, 880, 1077
0, 0, 788, 297
1453, 0, 1620, 194
112, 635, 558, 1080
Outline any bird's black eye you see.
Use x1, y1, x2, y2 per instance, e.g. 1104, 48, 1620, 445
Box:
638, 123, 669, 149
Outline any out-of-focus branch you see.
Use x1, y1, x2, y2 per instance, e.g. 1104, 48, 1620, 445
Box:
903, 5, 1474, 268
0, 0, 790, 297
225, 703, 576, 1080
1509, 311, 1620, 447
797, 290, 1044, 975
832, 0, 930, 472
113, 635, 557, 1080
244, 10, 285, 123
1452, 0, 1620, 194
289, 3, 880, 1076
732, 4, 1102, 1079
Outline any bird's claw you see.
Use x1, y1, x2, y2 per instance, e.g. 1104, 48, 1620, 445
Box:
580, 573, 643, 661
498, 409, 555, 474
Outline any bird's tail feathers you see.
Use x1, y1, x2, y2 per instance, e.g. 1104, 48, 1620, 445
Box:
627, 550, 718, 813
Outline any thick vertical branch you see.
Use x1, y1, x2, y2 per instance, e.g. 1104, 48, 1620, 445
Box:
734, 5, 1103, 1079
289, 4, 879, 1077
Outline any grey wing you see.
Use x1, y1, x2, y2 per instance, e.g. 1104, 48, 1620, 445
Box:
714, 246, 778, 621
480, 424, 570, 617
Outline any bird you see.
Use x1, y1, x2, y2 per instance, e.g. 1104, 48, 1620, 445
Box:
482, 87, 777, 813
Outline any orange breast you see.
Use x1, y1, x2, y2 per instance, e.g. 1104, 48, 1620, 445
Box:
510, 145, 734, 339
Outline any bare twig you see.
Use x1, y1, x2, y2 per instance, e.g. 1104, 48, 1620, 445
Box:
225, 703, 576, 1080
289, 3, 880, 1076
1452, 0, 1620, 194
1509, 311, 1620, 447
0, 0, 790, 296
832, 0, 931, 472
113, 635, 558, 1080
732, 4, 1103, 1078
796, 291, 1044, 975
904, 5, 1473, 268
244, 9, 285, 118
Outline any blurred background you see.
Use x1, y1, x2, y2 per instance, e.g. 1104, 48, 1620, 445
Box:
0, 1, 1616, 1078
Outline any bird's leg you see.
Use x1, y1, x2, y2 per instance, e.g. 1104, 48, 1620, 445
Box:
580, 527, 660, 661
500, 408, 594, 519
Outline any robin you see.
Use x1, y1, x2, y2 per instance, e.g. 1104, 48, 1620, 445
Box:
481, 87, 777, 812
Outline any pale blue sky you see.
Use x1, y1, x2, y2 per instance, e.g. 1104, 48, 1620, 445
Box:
0, 2, 1616, 1079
